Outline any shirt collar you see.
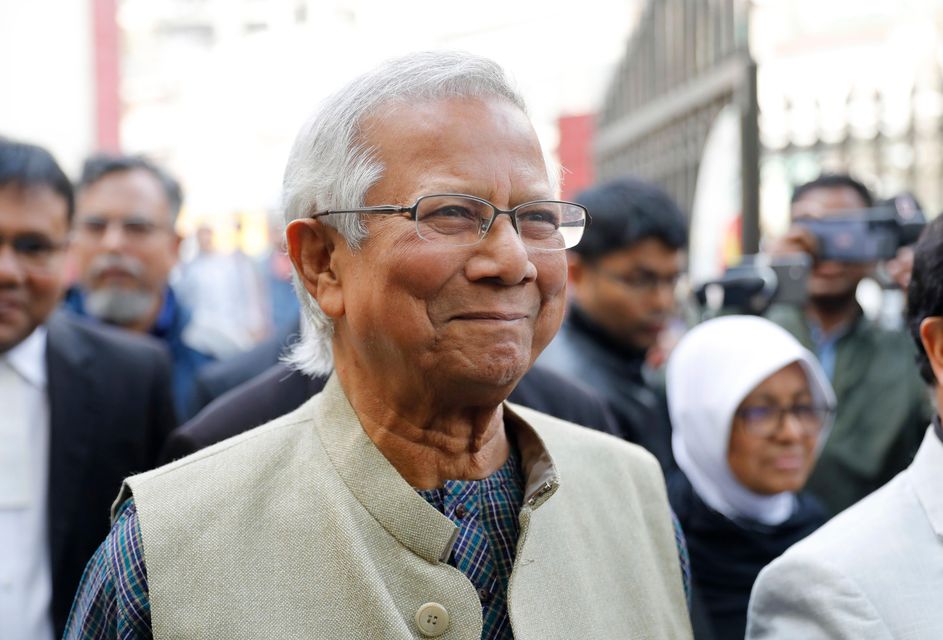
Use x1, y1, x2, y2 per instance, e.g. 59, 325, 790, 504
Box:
151, 286, 179, 338
313, 374, 560, 565
1, 326, 48, 388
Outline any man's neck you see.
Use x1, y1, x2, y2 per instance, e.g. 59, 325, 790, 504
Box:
806, 294, 860, 334
338, 367, 511, 489
123, 304, 161, 333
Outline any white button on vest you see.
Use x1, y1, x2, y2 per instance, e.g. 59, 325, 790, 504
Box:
415, 602, 450, 637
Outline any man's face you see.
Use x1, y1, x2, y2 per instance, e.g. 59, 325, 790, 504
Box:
570, 238, 683, 352
71, 168, 179, 326
791, 185, 873, 301
301, 97, 567, 403
0, 185, 69, 352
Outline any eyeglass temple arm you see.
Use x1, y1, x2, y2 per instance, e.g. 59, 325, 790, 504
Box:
310, 206, 409, 219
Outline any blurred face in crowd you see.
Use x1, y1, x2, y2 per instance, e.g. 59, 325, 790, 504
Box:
71, 168, 180, 329
0, 184, 69, 352
288, 96, 567, 405
791, 185, 873, 303
569, 238, 683, 352
727, 362, 821, 495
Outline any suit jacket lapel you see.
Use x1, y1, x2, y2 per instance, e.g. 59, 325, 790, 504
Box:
45, 311, 102, 577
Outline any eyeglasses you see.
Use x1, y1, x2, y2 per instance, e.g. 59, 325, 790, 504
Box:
734, 404, 833, 438
76, 216, 167, 241
311, 193, 589, 251
593, 266, 682, 294
0, 233, 67, 272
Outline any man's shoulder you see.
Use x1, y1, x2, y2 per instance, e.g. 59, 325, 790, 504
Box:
48, 309, 169, 365
763, 468, 917, 579
748, 465, 937, 639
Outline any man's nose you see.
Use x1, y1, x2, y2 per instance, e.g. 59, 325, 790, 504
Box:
0, 244, 26, 285
100, 220, 127, 251
466, 215, 536, 285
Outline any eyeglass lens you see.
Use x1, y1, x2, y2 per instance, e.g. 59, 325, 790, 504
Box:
413, 195, 585, 250
738, 404, 830, 437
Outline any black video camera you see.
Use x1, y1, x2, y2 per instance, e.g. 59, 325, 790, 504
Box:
694, 254, 811, 316
794, 193, 926, 263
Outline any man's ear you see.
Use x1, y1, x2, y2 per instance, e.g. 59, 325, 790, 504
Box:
286, 218, 344, 319
919, 316, 943, 383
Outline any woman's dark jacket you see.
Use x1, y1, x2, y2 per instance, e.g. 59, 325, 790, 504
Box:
668, 471, 827, 640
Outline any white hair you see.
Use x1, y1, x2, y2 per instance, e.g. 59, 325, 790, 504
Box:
281, 50, 546, 376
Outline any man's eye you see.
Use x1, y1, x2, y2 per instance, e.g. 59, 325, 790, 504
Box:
14, 236, 54, 255
425, 205, 477, 220
123, 220, 154, 235
518, 208, 560, 227
82, 219, 108, 233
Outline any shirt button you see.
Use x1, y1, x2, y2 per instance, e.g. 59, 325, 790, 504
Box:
478, 588, 492, 603
415, 602, 450, 637
454, 504, 466, 519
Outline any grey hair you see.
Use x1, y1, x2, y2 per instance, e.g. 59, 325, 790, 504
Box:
281, 50, 537, 376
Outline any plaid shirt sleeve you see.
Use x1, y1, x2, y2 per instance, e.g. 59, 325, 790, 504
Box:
63, 498, 153, 640
671, 508, 692, 606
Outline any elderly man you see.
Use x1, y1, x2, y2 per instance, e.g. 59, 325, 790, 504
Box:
65, 52, 692, 639
0, 139, 175, 639
746, 213, 943, 638
64, 154, 213, 417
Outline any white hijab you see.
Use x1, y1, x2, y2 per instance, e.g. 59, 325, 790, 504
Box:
667, 316, 835, 526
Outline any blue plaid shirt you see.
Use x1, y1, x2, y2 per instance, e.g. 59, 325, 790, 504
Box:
64, 454, 691, 639
416, 450, 523, 639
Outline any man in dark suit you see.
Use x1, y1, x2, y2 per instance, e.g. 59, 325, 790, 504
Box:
166, 358, 619, 462
0, 139, 176, 638
182, 320, 299, 420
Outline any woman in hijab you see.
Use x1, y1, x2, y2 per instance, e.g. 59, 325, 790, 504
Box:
666, 315, 836, 640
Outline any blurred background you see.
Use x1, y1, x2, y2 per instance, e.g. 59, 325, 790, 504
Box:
2, 0, 941, 333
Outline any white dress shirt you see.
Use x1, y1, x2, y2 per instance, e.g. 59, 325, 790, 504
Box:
0, 327, 54, 640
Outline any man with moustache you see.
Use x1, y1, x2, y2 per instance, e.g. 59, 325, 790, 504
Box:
65, 52, 692, 639
0, 139, 175, 639
538, 177, 688, 471
767, 174, 930, 514
64, 154, 213, 418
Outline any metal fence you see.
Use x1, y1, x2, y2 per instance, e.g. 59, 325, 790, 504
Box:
594, 0, 760, 250
762, 79, 943, 216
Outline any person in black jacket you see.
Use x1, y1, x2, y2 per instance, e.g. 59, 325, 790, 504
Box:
0, 139, 176, 639
665, 315, 836, 640
537, 176, 687, 471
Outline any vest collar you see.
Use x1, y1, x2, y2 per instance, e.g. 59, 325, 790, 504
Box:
313, 374, 560, 564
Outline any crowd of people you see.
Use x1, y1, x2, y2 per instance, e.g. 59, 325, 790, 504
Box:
1, 50, 940, 639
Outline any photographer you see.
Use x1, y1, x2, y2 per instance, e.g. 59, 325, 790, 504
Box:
765, 173, 931, 515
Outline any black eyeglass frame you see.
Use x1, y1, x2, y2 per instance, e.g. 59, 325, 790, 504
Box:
309, 193, 590, 250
